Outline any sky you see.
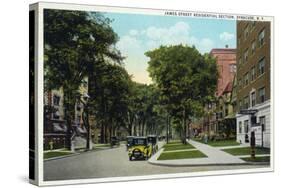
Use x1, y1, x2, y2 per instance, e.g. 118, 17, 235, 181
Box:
104, 12, 236, 84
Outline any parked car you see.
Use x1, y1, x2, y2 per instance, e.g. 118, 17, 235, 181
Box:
110, 136, 120, 148
126, 136, 135, 151
147, 135, 158, 154
128, 137, 152, 161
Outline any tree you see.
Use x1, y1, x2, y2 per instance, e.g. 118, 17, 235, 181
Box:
44, 9, 122, 150
146, 44, 218, 143
90, 63, 132, 143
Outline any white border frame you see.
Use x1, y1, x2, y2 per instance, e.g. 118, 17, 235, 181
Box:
29, 2, 274, 186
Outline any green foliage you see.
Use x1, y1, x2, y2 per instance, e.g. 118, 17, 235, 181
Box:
89, 63, 132, 130
44, 9, 122, 92
146, 44, 218, 139
44, 9, 123, 147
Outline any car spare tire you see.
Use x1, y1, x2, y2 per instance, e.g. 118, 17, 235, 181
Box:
132, 148, 142, 159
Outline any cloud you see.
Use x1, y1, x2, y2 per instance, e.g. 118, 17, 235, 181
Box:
116, 22, 215, 83
219, 32, 234, 41
197, 38, 215, 53
144, 21, 190, 45
129, 29, 139, 36
116, 35, 142, 56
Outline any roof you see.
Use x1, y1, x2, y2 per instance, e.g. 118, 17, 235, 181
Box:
210, 48, 236, 54
223, 82, 233, 94
217, 82, 233, 97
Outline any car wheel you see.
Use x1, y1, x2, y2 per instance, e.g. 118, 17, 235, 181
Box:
132, 148, 142, 159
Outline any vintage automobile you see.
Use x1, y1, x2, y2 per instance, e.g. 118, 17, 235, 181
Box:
147, 135, 158, 154
110, 136, 120, 148
128, 137, 152, 161
126, 136, 135, 151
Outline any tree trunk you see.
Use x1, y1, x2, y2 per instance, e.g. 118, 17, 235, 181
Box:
133, 124, 136, 136
100, 122, 105, 143
138, 119, 141, 136
182, 108, 187, 144
187, 119, 191, 141
109, 126, 112, 142
64, 92, 73, 150
166, 115, 169, 143
141, 119, 145, 136
104, 125, 108, 144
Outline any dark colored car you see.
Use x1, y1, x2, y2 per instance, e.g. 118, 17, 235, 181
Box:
147, 135, 158, 154
110, 136, 120, 147
126, 136, 135, 151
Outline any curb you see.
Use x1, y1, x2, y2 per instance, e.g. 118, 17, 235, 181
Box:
44, 145, 122, 162
148, 160, 270, 167
44, 152, 81, 162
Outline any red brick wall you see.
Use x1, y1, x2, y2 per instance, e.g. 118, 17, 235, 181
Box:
210, 49, 236, 97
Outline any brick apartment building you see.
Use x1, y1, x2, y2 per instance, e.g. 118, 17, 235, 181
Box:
201, 47, 236, 137
236, 21, 271, 148
210, 47, 236, 97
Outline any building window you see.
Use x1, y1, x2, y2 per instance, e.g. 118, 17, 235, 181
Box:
76, 101, 82, 111
53, 108, 60, 119
251, 92, 256, 107
258, 87, 266, 103
258, 28, 265, 47
259, 116, 266, 131
244, 96, 249, 109
77, 115, 81, 122
244, 25, 249, 39
238, 79, 242, 88
250, 21, 256, 31
244, 49, 249, 63
238, 57, 242, 65
53, 95, 60, 106
258, 57, 265, 75
251, 66, 256, 81
244, 120, 249, 133
239, 100, 243, 111
229, 64, 236, 73
238, 36, 241, 46
251, 40, 256, 55
244, 72, 249, 86
239, 121, 242, 133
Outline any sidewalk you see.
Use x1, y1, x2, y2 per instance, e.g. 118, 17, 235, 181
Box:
149, 140, 246, 166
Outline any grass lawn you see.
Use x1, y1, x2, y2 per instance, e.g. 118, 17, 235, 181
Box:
241, 156, 270, 162
44, 151, 74, 159
158, 150, 207, 160
223, 147, 270, 156
163, 142, 195, 151
193, 138, 240, 147
207, 140, 240, 147
167, 140, 182, 144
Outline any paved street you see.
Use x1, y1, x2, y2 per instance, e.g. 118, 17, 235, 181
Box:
44, 144, 267, 181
